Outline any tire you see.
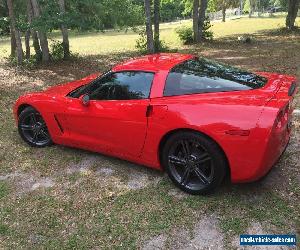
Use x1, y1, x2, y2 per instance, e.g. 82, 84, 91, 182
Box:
18, 106, 53, 147
161, 131, 227, 195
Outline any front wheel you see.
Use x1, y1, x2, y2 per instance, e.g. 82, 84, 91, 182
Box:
161, 131, 227, 195
18, 107, 52, 147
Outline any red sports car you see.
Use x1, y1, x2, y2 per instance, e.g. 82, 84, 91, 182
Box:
14, 53, 298, 194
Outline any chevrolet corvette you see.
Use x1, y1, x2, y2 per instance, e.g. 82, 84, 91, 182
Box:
14, 53, 298, 194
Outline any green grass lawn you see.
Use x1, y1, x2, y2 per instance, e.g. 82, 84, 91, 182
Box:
0, 14, 299, 57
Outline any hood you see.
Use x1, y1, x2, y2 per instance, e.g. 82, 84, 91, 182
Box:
43, 73, 101, 96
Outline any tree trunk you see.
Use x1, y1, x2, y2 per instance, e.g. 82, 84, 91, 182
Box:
153, 0, 160, 52
144, 0, 154, 53
10, 24, 16, 57
7, 0, 23, 64
27, 0, 42, 61
198, 0, 207, 40
30, 0, 50, 62
58, 0, 70, 59
249, 0, 254, 18
222, 6, 226, 22
193, 0, 200, 42
25, 30, 31, 59
286, 0, 300, 29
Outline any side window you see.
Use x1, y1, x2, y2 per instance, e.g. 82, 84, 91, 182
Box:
89, 71, 154, 100
163, 58, 267, 97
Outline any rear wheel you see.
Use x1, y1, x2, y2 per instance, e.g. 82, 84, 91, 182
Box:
161, 131, 226, 195
18, 107, 52, 147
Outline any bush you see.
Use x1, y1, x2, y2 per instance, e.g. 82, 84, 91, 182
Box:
135, 29, 148, 53
135, 28, 170, 54
175, 26, 194, 45
0, 17, 10, 36
203, 17, 213, 40
50, 39, 78, 61
50, 40, 65, 61
176, 17, 213, 44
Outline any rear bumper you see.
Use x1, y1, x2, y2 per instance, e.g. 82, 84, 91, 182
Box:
231, 124, 291, 183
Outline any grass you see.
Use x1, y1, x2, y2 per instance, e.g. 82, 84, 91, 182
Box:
0, 14, 299, 57
0, 181, 9, 199
0, 14, 300, 249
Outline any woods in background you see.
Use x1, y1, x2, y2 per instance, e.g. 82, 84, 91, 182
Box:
1, 0, 299, 63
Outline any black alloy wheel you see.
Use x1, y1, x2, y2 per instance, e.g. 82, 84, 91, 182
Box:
18, 107, 52, 147
162, 131, 226, 195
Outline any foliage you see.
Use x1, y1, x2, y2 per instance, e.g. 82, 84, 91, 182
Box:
203, 17, 214, 39
135, 28, 170, 53
213, 0, 240, 11
67, 0, 144, 31
182, 0, 221, 17
182, 0, 193, 17
160, 0, 185, 21
50, 40, 65, 61
176, 17, 213, 44
135, 29, 148, 53
0, 17, 9, 35
50, 39, 78, 61
176, 26, 194, 44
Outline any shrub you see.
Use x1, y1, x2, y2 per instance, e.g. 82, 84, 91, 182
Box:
135, 29, 148, 53
175, 26, 194, 45
176, 17, 213, 44
50, 40, 65, 61
203, 17, 214, 40
50, 39, 79, 61
135, 28, 170, 54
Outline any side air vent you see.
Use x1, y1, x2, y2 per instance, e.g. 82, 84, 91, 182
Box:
54, 115, 64, 133
288, 81, 297, 96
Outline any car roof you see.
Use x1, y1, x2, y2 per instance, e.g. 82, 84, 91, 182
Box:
112, 53, 195, 72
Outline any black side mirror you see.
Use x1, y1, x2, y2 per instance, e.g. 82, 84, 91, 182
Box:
80, 94, 90, 106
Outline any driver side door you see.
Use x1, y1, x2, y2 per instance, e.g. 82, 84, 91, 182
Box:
64, 71, 154, 158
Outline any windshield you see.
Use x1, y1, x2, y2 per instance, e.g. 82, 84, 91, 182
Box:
68, 71, 111, 98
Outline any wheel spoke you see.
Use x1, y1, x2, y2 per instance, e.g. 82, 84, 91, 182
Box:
38, 129, 49, 139
30, 113, 37, 125
181, 140, 190, 158
40, 123, 47, 129
194, 168, 210, 185
195, 152, 211, 165
20, 124, 33, 131
32, 131, 38, 143
180, 168, 191, 186
168, 155, 187, 166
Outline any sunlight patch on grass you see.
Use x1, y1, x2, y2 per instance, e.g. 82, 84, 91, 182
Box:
0, 15, 299, 58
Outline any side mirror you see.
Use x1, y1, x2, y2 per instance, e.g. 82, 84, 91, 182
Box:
80, 94, 90, 106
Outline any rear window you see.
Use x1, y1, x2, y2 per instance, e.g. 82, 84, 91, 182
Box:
163, 58, 268, 97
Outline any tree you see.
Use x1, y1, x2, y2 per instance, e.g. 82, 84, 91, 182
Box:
286, 0, 300, 29
154, 0, 160, 52
9, 21, 16, 57
144, 0, 154, 53
58, 0, 70, 59
198, 0, 208, 39
30, 0, 50, 62
249, 0, 255, 18
214, 0, 239, 22
193, 0, 200, 42
27, 0, 42, 61
7, 0, 23, 64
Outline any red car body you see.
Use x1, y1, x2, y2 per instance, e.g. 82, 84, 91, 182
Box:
14, 53, 298, 183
